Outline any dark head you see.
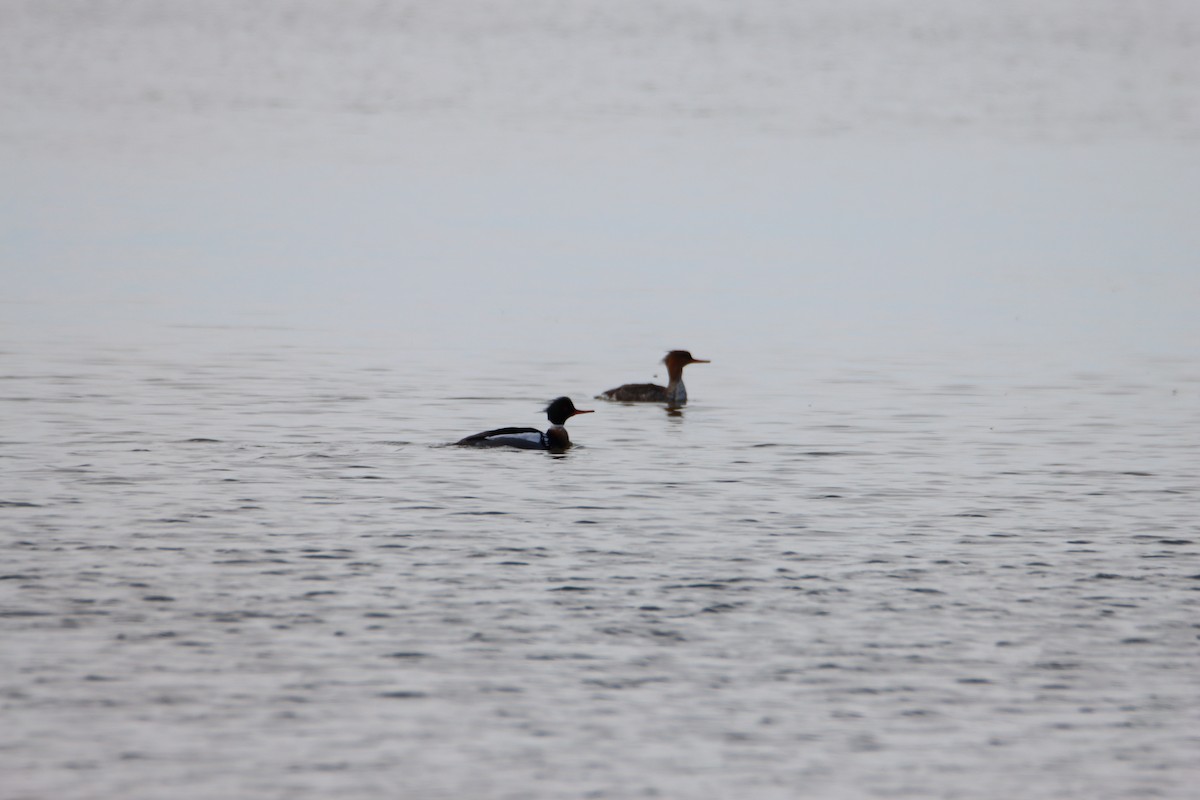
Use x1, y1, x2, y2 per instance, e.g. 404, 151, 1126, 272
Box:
663, 350, 710, 378
545, 396, 595, 426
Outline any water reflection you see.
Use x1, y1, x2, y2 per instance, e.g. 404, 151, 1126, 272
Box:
3, 6, 1198, 795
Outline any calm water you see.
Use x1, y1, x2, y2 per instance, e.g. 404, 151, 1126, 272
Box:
4, 1, 1200, 798
3, 328, 1198, 799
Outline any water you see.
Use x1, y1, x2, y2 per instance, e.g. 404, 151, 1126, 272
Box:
4, 329, 1198, 799
4, 1, 1200, 798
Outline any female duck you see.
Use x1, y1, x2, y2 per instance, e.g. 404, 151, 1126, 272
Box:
597, 350, 710, 406
455, 396, 594, 450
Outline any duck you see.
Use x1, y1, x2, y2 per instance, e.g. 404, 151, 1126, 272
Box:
455, 396, 594, 450
597, 350, 710, 406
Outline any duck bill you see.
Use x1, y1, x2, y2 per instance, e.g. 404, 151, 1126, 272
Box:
572, 409, 596, 416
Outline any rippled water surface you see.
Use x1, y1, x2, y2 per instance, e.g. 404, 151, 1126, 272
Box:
4, 331, 1198, 799
4, 1, 1200, 797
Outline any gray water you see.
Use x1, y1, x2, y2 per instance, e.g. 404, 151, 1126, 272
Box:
4, 2, 1200, 798
5, 325, 1199, 800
